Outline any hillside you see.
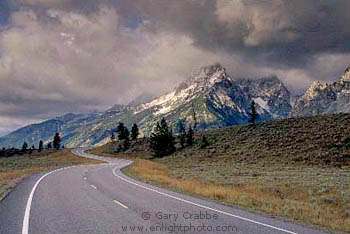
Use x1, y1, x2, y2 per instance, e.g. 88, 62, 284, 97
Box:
93, 113, 350, 233
178, 113, 350, 167
99, 113, 350, 167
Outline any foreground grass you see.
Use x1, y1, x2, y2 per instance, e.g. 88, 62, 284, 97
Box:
0, 149, 103, 201
124, 158, 350, 233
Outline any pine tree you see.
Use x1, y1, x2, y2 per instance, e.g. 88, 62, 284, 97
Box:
249, 101, 258, 124
124, 128, 130, 141
200, 135, 209, 148
117, 123, 129, 140
47, 142, 52, 149
53, 133, 61, 149
38, 140, 44, 152
22, 142, 28, 152
186, 126, 194, 146
131, 123, 139, 141
178, 120, 187, 149
123, 138, 130, 151
191, 103, 198, 131
150, 118, 175, 157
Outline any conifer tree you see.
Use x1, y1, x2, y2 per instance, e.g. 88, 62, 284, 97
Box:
38, 140, 44, 152
123, 137, 130, 151
200, 135, 209, 148
178, 120, 187, 149
150, 118, 175, 157
249, 101, 258, 124
186, 126, 194, 146
53, 133, 61, 149
131, 123, 139, 141
191, 103, 198, 131
22, 142, 28, 152
117, 123, 129, 140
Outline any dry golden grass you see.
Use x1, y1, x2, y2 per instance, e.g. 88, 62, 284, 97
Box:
126, 159, 350, 233
92, 113, 350, 233
0, 150, 103, 200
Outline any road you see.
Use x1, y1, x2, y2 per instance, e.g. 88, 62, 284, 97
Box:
0, 148, 330, 234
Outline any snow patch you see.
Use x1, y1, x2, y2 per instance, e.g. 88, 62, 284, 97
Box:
154, 105, 173, 115
253, 97, 269, 110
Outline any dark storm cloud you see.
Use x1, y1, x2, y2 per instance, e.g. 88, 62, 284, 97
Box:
10, 0, 350, 66
0, 0, 350, 134
114, 0, 350, 68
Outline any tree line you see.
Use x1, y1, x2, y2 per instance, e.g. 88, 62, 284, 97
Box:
0, 132, 63, 157
111, 119, 202, 158
112, 101, 258, 158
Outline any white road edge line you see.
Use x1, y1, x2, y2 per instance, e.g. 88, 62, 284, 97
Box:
90, 185, 97, 189
22, 166, 75, 234
112, 166, 298, 234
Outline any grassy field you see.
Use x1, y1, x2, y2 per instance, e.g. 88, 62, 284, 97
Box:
0, 149, 103, 201
92, 113, 350, 233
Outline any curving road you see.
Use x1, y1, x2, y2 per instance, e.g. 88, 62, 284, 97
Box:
0, 148, 330, 234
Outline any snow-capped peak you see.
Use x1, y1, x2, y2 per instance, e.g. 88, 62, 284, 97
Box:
135, 64, 231, 116
176, 63, 231, 93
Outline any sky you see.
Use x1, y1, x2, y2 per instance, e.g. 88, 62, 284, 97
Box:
0, 0, 350, 136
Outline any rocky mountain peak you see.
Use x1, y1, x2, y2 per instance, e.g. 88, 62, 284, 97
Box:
302, 81, 329, 100
199, 63, 225, 76
340, 66, 350, 84
345, 66, 350, 73
176, 63, 230, 93
291, 66, 350, 117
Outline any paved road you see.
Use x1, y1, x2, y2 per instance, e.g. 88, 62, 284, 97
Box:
0, 148, 330, 234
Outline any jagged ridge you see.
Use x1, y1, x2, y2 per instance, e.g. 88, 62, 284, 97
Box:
291, 67, 350, 117
7, 63, 350, 148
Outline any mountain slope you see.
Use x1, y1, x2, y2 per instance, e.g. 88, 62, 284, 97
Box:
0, 64, 292, 148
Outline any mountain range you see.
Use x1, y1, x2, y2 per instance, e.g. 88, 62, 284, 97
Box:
1, 64, 350, 148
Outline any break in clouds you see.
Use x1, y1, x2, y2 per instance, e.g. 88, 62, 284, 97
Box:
0, 0, 350, 135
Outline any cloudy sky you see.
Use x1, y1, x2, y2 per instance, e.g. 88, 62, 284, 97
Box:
0, 0, 349, 136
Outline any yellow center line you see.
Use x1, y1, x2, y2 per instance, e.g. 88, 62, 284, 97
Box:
113, 200, 129, 209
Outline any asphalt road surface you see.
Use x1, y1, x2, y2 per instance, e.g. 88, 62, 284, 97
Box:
0, 148, 330, 234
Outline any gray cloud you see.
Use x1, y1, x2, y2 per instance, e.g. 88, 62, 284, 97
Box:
0, 0, 350, 134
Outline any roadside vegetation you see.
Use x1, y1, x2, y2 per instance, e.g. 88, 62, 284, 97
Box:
92, 113, 350, 233
0, 133, 103, 201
